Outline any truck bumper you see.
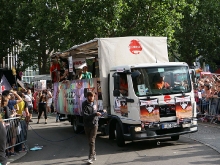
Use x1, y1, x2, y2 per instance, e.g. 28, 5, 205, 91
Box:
124, 124, 198, 141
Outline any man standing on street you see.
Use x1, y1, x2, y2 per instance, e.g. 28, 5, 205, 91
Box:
82, 91, 101, 164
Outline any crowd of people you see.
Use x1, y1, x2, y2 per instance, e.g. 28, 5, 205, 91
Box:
50, 56, 94, 84
194, 74, 220, 123
0, 86, 55, 165
0, 88, 32, 165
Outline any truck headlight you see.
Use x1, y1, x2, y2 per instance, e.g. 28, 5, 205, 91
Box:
134, 127, 142, 132
192, 120, 197, 125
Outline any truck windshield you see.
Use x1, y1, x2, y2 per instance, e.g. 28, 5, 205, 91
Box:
131, 66, 192, 96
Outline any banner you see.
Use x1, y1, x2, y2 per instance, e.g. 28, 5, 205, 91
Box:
73, 58, 86, 69
68, 56, 73, 72
40, 80, 47, 90
114, 98, 128, 117
53, 78, 103, 115
175, 96, 192, 118
34, 81, 42, 91
140, 99, 160, 122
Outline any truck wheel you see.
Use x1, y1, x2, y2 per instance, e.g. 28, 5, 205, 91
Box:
109, 126, 115, 140
101, 126, 107, 136
73, 119, 82, 133
116, 123, 125, 147
171, 135, 179, 141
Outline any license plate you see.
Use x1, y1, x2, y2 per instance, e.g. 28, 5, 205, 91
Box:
182, 123, 191, 128
162, 123, 173, 129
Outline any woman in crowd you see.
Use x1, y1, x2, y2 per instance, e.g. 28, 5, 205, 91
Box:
37, 92, 48, 124
201, 84, 211, 114
1, 90, 17, 156
46, 89, 53, 114
0, 115, 7, 165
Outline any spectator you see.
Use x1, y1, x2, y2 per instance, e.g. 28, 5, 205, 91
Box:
81, 66, 92, 79
201, 84, 211, 114
50, 57, 60, 83
46, 89, 53, 114
24, 89, 34, 122
33, 91, 39, 113
60, 59, 69, 82
0, 115, 7, 165
82, 91, 101, 164
7, 91, 22, 112
37, 92, 48, 124
17, 92, 30, 121
1, 90, 17, 156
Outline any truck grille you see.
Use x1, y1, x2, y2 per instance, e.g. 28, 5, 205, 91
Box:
159, 104, 176, 117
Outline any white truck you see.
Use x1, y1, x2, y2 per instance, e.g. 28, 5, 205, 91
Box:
52, 37, 198, 147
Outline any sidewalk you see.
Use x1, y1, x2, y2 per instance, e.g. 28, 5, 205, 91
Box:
7, 151, 27, 164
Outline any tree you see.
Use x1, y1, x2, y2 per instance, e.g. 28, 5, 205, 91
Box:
174, 0, 220, 68
0, 1, 21, 58
4, 0, 217, 73
14, 0, 72, 74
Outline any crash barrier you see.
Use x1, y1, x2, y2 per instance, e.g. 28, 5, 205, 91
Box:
196, 97, 220, 123
3, 117, 28, 150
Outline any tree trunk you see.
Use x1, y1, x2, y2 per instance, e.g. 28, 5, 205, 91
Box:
41, 55, 48, 74
38, 54, 42, 74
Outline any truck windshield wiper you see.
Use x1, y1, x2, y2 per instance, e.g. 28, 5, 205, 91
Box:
170, 90, 186, 94
145, 93, 163, 96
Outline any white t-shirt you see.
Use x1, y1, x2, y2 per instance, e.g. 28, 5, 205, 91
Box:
24, 94, 33, 106
47, 91, 53, 104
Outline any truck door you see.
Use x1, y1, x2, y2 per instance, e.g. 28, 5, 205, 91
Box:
112, 72, 140, 122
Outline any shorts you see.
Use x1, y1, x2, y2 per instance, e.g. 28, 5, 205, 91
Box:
28, 105, 33, 114
47, 102, 52, 107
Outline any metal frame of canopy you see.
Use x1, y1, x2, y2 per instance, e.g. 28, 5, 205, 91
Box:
50, 39, 98, 59
31, 74, 51, 82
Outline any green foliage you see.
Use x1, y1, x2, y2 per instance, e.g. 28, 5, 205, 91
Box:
1, 0, 220, 73
174, 0, 220, 67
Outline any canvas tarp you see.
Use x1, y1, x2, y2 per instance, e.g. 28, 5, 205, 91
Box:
98, 37, 168, 108
55, 36, 168, 108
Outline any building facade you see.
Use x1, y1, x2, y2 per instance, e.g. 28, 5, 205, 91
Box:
22, 66, 39, 84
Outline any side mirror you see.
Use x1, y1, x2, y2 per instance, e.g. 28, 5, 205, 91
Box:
113, 89, 120, 97
112, 72, 120, 97
131, 70, 141, 78
191, 71, 195, 84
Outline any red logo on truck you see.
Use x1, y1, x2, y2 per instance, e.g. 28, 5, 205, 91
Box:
164, 95, 171, 103
129, 40, 142, 54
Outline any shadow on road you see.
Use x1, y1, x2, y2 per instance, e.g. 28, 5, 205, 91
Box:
12, 116, 220, 165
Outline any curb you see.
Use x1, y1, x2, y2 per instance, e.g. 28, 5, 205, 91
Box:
7, 151, 27, 164
7, 145, 28, 164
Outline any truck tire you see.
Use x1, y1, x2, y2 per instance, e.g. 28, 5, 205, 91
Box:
109, 126, 115, 140
171, 135, 179, 141
73, 118, 82, 133
116, 123, 125, 147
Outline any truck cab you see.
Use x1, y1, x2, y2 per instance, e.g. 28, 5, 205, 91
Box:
108, 62, 197, 146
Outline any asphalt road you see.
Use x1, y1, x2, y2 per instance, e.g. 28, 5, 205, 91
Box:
11, 115, 220, 165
